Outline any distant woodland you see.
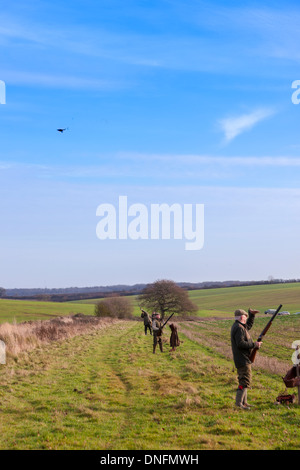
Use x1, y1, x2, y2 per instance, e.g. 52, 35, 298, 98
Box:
1, 278, 299, 302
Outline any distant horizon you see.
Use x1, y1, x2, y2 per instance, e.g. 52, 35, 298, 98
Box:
3, 276, 299, 293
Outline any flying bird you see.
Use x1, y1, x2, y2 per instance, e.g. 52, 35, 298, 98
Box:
57, 127, 68, 133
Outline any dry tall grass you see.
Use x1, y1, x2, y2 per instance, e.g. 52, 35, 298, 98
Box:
0, 314, 119, 359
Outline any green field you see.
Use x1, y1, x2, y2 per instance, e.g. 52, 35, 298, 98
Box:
73, 282, 300, 318
0, 298, 95, 323
0, 282, 299, 450
1, 282, 300, 324
188, 282, 300, 317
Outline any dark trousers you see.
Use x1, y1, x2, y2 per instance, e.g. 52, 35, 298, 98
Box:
237, 364, 252, 389
153, 333, 163, 352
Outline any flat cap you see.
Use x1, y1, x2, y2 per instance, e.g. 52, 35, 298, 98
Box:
234, 309, 248, 317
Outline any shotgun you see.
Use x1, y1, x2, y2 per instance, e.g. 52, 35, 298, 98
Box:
250, 304, 282, 363
162, 311, 175, 329
156, 312, 175, 336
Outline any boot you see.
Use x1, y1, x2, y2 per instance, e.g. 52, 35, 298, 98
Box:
159, 340, 163, 353
235, 388, 250, 410
243, 388, 252, 408
153, 344, 156, 354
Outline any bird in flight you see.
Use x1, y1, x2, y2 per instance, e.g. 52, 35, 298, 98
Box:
57, 128, 68, 133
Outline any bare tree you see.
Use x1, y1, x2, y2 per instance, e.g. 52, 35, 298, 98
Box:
94, 301, 111, 317
138, 279, 198, 321
95, 296, 133, 319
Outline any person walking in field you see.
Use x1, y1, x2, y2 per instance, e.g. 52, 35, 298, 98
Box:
141, 309, 152, 335
231, 308, 262, 409
152, 312, 163, 353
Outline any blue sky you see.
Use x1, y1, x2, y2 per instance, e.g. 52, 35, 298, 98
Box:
1, 0, 300, 288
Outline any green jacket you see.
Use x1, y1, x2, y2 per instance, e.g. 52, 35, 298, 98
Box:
152, 318, 162, 334
231, 312, 255, 368
141, 311, 152, 326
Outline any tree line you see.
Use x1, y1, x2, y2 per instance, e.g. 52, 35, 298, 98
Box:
2, 278, 300, 302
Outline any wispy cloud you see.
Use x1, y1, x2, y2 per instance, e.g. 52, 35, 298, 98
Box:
3, 70, 121, 90
219, 108, 275, 143
4, 154, 300, 187
118, 153, 300, 167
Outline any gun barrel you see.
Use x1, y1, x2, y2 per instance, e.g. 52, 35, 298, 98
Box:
260, 304, 282, 338
250, 303, 282, 363
162, 311, 175, 329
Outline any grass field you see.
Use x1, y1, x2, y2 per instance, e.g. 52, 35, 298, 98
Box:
0, 317, 299, 450
188, 282, 300, 317
0, 298, 95, 323
73, 282, 300, 318
0, 282, 299, 450
1, 282, 300, 323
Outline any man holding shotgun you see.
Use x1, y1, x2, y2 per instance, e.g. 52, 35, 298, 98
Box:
231, 308, 261, 410
152, 312, 164, 354
152, 311, 175, 354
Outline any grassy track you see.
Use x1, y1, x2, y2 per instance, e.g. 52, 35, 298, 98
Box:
0, 283, 299, 450
0, 319, 299, 450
